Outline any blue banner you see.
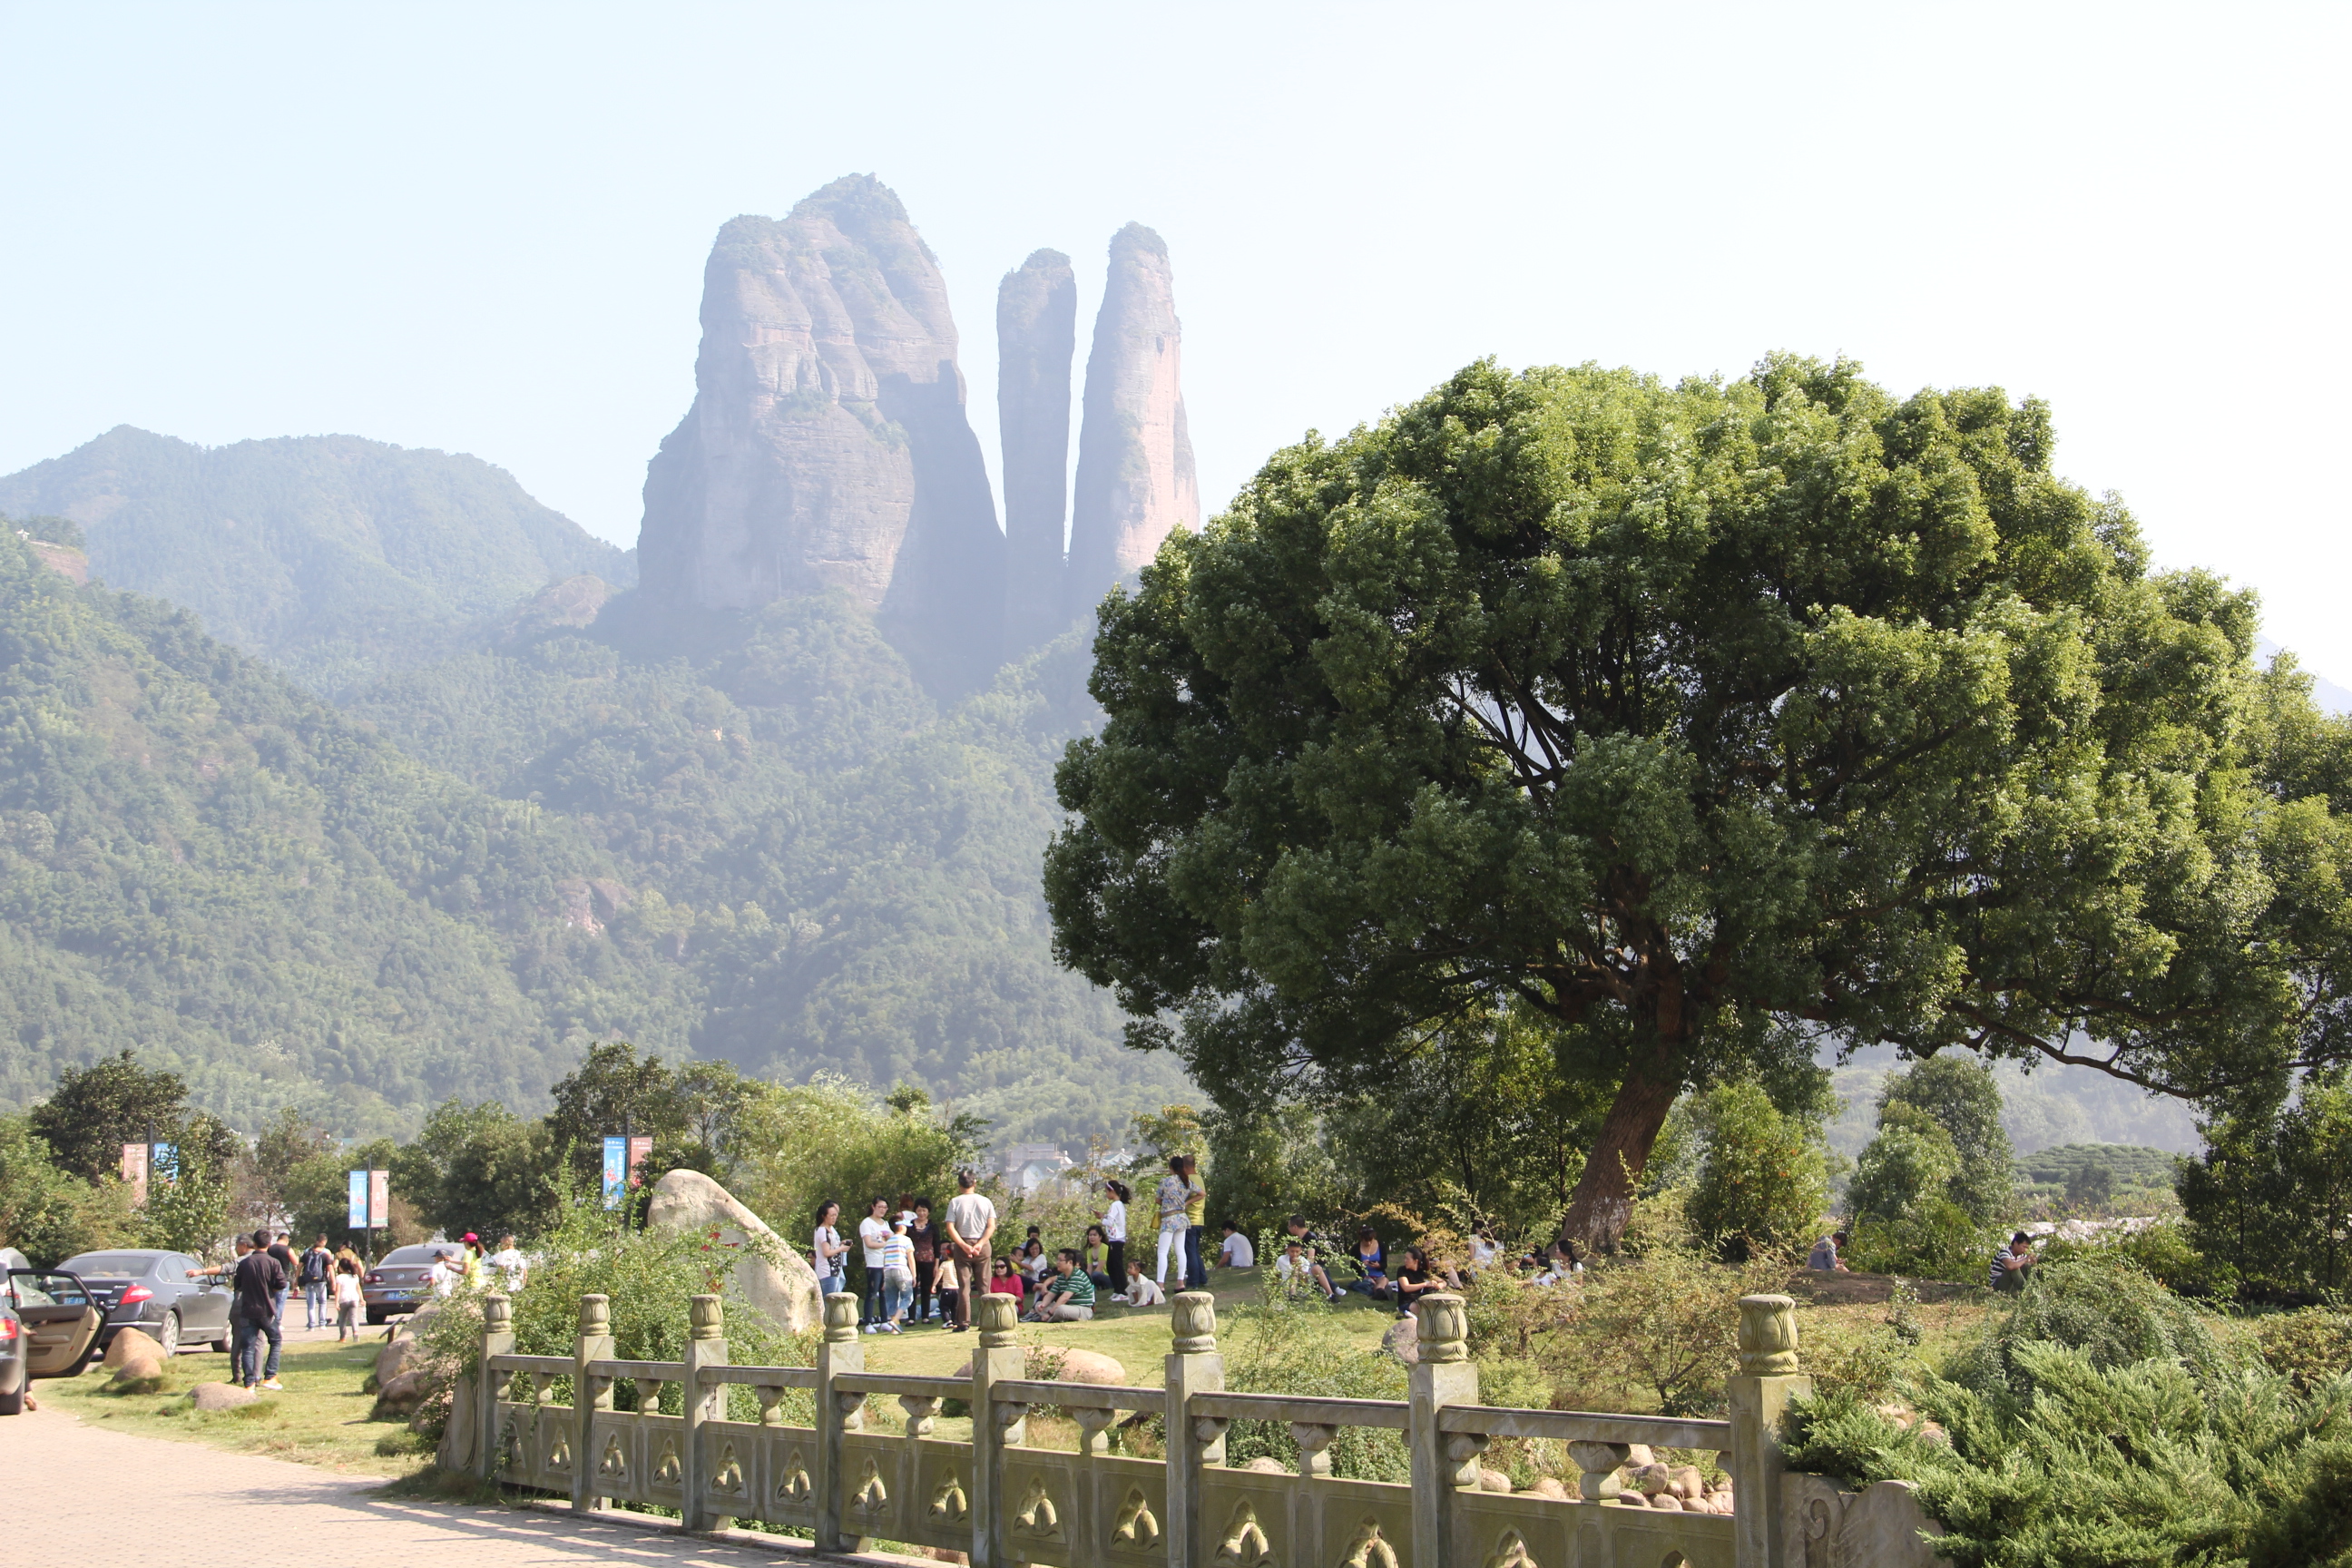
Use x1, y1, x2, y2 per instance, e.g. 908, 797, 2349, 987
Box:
151, 1142, 177, 1181
348, 1170, 369, 1230
603, 1135, 626, 1209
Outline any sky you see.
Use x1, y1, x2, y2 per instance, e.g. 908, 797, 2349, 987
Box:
3, 5, 2347, 674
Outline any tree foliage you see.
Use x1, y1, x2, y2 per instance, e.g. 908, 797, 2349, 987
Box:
1047, 354, 2352, 1243
2180, 1074, 2352, 1301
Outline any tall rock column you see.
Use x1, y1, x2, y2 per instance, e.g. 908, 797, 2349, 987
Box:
997, 250, 1077, 658
635, 174, 1004, 694
1067, 223, 1199, 624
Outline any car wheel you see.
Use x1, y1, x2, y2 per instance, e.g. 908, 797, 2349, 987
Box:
366, 1307, 387, 1326
0, 1383, 22, 1416
157, 1311, 181, 1357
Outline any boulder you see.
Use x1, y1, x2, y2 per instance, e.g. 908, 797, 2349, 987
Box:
1633, 1462, 1671, 1496
1623, 1443, 1656, 1469
376, 1369, 428, 1415
1517, 1477, 1570, 1500
1669, 1465, 1706, 1500
1477, 1467, 1514, 1493
645, 1169, 823, 1334
1380, 1318, 1419, 1365
1648, 1494, 1685, 1511
950, 1348, 1128, 1386
190, 1381, 256, 1411
376, 1335, 418, 1387
1241, 1456, 1288, 1474
104, 1328, 165, 1368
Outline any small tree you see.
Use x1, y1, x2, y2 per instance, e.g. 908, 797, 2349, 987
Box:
26, 1051, 193, 1181
1687, 1082, 1831, 1260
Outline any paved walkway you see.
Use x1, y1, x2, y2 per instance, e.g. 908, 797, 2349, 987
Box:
2, 1401, 899, 1568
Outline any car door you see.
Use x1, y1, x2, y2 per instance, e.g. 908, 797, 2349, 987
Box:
8, 1270, 102, 1377
173, 1254, 228, 1334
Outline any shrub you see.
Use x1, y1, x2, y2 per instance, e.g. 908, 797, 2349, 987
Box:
2255, 1311, 2352, 1394
1685, 1083, 1830, 1261
1941, 1257, 2240, 1403
1842, 1195, 1991, 1281
1217, 1301, 1408, 1480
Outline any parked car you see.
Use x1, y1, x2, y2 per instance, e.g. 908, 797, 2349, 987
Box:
56, 1249, 235, 1357
363, 1243, 452, 1324
3, 1261, 103, 1413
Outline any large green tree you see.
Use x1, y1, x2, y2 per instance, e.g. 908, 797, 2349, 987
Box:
1046, 356, 2352, 1245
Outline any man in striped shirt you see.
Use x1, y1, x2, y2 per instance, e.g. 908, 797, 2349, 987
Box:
1024, 1248, 1096, 1322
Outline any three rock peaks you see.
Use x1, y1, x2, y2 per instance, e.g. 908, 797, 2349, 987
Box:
638, 174, 1197, 694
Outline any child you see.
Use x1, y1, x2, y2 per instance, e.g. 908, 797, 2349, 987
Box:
933, 1250, 962, 1329
1122, 1257, 1165, 1307
331, 1253, 365, 1340
879, 1217, 916, 1333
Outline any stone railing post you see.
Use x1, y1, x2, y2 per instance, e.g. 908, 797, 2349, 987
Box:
1407, 1293, 1480, 1568
968, 1290, 1028, 1568
1164, 1291, 1224, 1568
572, 1294, 614, 1512
681, 1293, 729, 1532
476, 1291, 514, 1483
1728, 1293, 1810, 1568
814, 1291, 865, 1554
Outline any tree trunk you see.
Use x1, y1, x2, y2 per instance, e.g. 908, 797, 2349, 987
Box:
1558, 1060, 1682, 1251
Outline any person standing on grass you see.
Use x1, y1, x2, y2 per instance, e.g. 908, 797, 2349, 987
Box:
231, 1227, 289, 1389
1179, 1155, 1209, 1289
908, 1200, 939, 1323
1154, 1156, 1189, 1287
879, 1216, 916, 1333
941, 1170, 996, 1334
299, 1235, 334, 1329
933, 1250, 963, 1330
267, 1231, 298, 1328
858, 1197, 892, 1333
1098, 1180, 1130, 1292
811, 1200, 848, 1298
331, 1251, 365, 1341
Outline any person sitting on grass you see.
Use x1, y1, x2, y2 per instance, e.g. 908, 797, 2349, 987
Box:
1280, 1216, 1341, 1301
1083, 1224, 1115, 1294
1808, 1230, 1852, 1272
1990, 1231, 2036, 1293
1391, 1246, 1453, 1318
1019, 1238, 1051, 1286
1024, 1248, 1097, 1322
1122, 1257, 1166, 1307
1344, 1227, 1391, 1300
1215, 1220, 1255, 1270
989, 1253, 1026, 1304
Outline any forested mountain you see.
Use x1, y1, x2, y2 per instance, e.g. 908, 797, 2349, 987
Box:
0, 529, 676, 1135
0, 427, 634, 697
0, 522, 1183, 1146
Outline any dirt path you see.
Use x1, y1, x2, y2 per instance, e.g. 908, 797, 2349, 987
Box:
1, 1400, 832, 1567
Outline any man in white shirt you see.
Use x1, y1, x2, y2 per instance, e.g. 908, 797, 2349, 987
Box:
858, 1197, 893, 1332
1215, 1220, 1255, 1270
941, 1170, 996, 1335
427, 1248, 464, 1298
486, 1233, 529, 1292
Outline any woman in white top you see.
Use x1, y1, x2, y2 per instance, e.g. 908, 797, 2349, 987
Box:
1098, 1181, 1130, 1298
858, 1198, 893, 1331
812, 1200, 848, 1298
1155, 1157, 1191, 1285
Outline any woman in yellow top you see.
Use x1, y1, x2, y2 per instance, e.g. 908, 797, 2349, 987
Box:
1180, 1154, 1208, 1289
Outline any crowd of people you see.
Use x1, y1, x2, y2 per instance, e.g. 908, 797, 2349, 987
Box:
805, 1158, 1612, 1335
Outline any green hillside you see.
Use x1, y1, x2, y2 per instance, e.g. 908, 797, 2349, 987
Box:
0, 426, 633, 697
0, 529, 684, 1136
345, 593, 1186, 1142
0, 525, 1184, 1146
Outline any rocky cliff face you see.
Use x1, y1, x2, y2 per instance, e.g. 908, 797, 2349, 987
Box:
997, 250, 1077, 658
637, 175, 1003, 692
1067, 223, 1199, 622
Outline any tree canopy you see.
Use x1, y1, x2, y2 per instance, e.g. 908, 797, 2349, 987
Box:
1046, 355, 2352, 1244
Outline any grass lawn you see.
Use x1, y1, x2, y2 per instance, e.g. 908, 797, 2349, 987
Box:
33, 1331, 434, 1477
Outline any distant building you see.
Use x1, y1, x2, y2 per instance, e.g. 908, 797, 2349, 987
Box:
1001, 1143, 1074, 1193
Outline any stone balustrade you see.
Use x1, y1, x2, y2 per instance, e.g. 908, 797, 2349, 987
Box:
446, 1286, 1937, 1566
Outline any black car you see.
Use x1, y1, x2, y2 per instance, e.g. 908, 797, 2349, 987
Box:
57, 1249, 235, 1357
2, 1263, 103, 1414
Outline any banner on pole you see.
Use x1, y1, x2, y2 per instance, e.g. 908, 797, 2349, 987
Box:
121, 1142, 149, 1205
368, 1168, 389, 1229
348, 1170, 369, 1230
151, 1142, 177, 1181
627, 1134, 652, 1187
603, 1135, 626, 1209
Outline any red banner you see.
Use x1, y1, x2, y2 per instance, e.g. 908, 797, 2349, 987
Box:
627, 1135, 653, 1186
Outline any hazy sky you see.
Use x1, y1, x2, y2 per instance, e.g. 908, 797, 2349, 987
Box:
5, 5, 2347, 672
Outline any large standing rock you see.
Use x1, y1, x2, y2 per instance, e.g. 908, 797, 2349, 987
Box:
997, 249, 1078, 658
1066, 223, 1199, 621
636, 174, 1004, 696
103, 1328, 164, 1368
376, 1334, 418, 1388
644, 1168, 823, 1334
